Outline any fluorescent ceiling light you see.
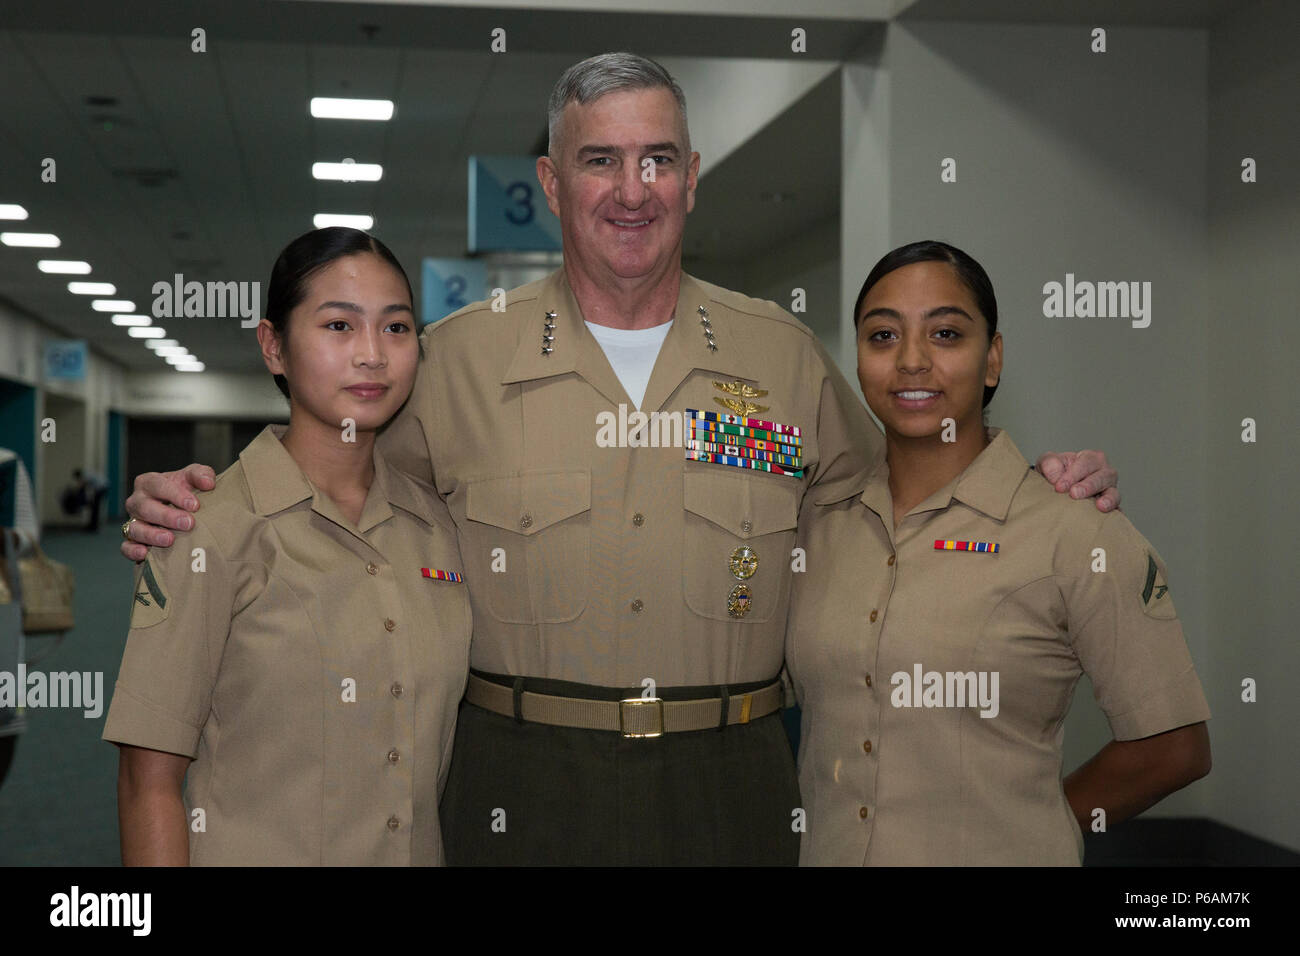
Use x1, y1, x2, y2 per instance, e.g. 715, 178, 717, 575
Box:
156, 346, 189, 357
69, 281, 116, 295
1, 232, 60, 247
128, 327, 165, 338
39, 260, 91, 274
0, 204, 28, 220
146, 339, 178, 349
313, 213, 373, 230
173, 362, 205, 372
310, 97, 393, 121
313, 161, 383, 182
111, 314, 151, 326
92, 299, 135, 312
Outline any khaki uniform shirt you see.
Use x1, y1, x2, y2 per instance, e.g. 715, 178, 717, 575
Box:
378, 268, 882, 687
787, 428, 1210, 866
103, 425, 471, 865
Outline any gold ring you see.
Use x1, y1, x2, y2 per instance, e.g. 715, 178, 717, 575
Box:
121, 518, 134, 540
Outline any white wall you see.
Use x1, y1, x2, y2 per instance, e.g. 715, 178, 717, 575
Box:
660, 58, 840, 173
1205, 0, 1300, 851
120, 371, 286, 419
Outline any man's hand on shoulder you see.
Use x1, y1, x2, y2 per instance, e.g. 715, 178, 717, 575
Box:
120, 464, 217, 562
1036, 450, 1120, 513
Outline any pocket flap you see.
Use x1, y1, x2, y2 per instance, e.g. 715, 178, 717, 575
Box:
683, 470, 799, 537
466, 471, 591, 535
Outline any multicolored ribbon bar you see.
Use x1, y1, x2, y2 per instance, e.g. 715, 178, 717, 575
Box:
686, 408, 802, 440
422, 568, 465, 582
688, 424, 802, 457
686, 438, 802, 468
686, 448, 804, 478
934, 540, 1000, 553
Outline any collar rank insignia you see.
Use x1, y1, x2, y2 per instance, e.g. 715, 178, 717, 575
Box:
541, 310, 557, 355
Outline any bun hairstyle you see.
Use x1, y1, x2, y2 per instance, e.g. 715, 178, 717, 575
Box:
264, 227, 415, 400
854, 240, 1000, 409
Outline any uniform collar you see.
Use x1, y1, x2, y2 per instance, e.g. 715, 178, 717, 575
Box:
240, 424, 437, 532
818, 427, 1030, 524
501, 267, 753, 410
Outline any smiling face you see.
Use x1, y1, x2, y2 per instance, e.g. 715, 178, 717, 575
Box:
260, 252, 419, 434
537, 86, 700, 286
855, 260, 1003, 442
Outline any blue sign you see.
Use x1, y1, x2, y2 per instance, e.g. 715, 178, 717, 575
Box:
468, 155, 562, 253
44, 340, 87, 381
422, 258, 488, 324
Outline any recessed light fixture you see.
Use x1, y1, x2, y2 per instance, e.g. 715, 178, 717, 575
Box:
313, 161, 383, 182
1, 232, 60, 247
128, 327, 165, 338
92, 299, 135, 312
0, 204, 29, 220
313, 213, 373, 229
155, 346, 188, 357
39, 260, 92, 274
173, 363, 205, 372
146, 339, 178, 349
111, 314, 151, 326
310, 97, 393, 121
69, 281, 116, 295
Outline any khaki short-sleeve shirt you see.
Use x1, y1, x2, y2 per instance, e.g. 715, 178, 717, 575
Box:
103, 425, 471, 865
787, 428, 1210, 866
378, 267, 882, 687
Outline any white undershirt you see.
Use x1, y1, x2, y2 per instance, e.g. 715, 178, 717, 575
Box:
584, 320, 673, 409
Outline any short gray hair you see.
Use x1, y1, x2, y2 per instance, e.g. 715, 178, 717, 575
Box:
547, 52, 689, 157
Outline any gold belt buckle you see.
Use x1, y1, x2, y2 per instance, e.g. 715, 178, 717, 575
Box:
619, 697, 665, 738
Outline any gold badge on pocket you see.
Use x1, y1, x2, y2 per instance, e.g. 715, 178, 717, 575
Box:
727, 583, 752, 618
729, 546, 758, 580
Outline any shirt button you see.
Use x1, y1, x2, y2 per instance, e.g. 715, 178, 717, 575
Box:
865, 673, 873, 688
887, 554, 895, 566
387, 815, 400, 832
869, 608, 878, 623
384, 618, 396, 632
863, 739, 873, 754
859, 806, 869, 820
740, 518, 753, 534
520, 512, 534, 529
631, 598, 644, 614
366, 562, 378, 575
632, 512, 645, 527
388, 748, 400, 764
390, 683, 404, 699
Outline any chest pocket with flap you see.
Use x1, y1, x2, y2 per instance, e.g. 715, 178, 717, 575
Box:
464, 471, 591, 624
682, 469, 801, 623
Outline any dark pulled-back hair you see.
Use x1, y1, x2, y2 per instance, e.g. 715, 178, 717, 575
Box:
853, 239, 1000, 409
264, 227, 415, 400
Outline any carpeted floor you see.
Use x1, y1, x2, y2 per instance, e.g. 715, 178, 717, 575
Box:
0, 524, 134, 865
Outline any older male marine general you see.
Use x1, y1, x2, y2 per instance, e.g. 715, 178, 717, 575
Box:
121, 52, 1120, 865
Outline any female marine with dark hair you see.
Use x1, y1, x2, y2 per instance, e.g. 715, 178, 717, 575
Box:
787, 240, 1211, 866
103, 228, 470, 865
